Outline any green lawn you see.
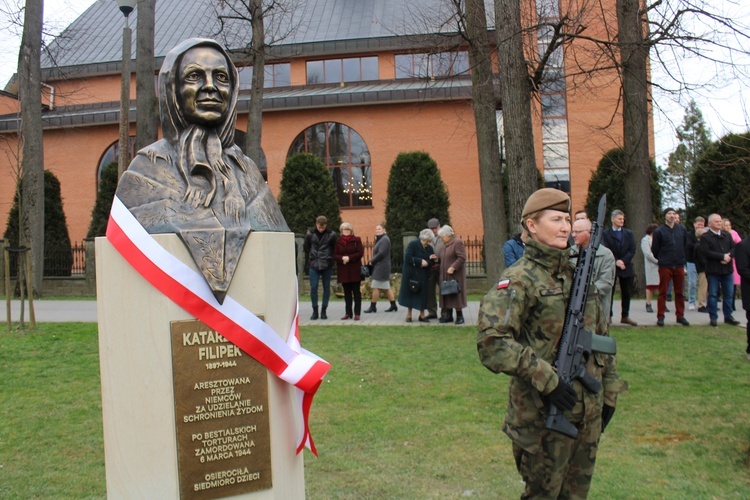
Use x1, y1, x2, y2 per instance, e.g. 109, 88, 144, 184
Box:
1, 323, 749, 498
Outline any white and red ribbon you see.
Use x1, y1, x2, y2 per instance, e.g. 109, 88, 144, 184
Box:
106, 196, 329, 455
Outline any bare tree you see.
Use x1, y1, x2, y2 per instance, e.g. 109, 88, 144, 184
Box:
18, 0, 44, 295
462, 0, 507, 281
246, 0, 264, 166
214, 0, 303, 168
616, 0, 653, 294
495, 0, 538, 229
495, 0, 750, 293
612, 0, 749, 292
135, 0, 158, 152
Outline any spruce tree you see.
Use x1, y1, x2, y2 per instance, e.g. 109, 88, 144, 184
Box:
278, 153, 342, 235
4, 170, 73, 277
664, 100, 712, 209
86, 161, 119, 238
385, 151, 450, 264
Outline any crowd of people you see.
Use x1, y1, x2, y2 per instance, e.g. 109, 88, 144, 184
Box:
303, 215, 468, 325
498, 204, 750, 362
477, 188, 750, 498
632, 209, 747, 341
303, 191, 750, 497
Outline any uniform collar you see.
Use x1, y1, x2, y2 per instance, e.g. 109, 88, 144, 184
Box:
525, 238, 570, 274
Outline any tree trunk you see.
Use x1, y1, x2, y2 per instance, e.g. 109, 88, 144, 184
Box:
465, 0, 507, 281
244, 0, 265, 169
135, 0, 159, 152
18, 0, 44, 296
496, 0, 538, 233
617, 0, 651, 295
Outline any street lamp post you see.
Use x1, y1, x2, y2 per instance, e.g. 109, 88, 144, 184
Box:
116, 0, 137, 179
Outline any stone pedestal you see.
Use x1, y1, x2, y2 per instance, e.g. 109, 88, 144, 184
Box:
96, 232, 304, 499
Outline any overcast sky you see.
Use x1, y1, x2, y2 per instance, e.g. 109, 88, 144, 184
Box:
1, 0, 749, 171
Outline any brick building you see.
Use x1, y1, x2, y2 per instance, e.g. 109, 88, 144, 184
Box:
0, 0, 651, 245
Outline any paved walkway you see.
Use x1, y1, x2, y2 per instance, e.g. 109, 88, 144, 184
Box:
1, 297, 741, 329
2, 300, 99, 323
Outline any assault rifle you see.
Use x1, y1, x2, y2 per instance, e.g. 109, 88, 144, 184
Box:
544, 194, 617, 439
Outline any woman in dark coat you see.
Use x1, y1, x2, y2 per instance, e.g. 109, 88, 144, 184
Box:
398, 229, 436, 322
334, 222, 365, 320
364, 223, 398, 313
437, 225, 468, 324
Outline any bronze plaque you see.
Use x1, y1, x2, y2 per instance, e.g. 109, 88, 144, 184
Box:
171, 319, 272, 499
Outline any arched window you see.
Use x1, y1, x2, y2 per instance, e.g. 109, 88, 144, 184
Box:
96, 137, 135, 181
287, 122, 372, 207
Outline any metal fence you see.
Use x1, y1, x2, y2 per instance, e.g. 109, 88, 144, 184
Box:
4, 241, 85, 278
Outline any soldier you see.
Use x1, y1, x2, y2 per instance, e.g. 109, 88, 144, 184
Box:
477, 188, 626, 498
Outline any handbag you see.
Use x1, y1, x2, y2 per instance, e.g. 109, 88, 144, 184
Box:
408, 279, 421, 293
360, 265, 372, 279
440, 279, 461, 296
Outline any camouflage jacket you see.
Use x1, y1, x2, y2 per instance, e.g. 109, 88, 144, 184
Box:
477, 238, 626, 452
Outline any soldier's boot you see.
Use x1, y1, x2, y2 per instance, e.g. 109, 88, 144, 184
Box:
310, 306, 319, 320
455, 310, 465, 325
320, 306, 328, 320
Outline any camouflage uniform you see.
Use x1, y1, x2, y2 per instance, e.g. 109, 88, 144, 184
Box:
477, 238, 626, 499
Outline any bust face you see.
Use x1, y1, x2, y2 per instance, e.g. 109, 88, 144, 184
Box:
178, 47, 231, 126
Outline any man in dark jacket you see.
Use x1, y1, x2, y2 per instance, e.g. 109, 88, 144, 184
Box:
651, 208, 690, 326
303, 215, 337, 320
700, 213, 740, 327
602, 209, 638, 325
732, 234, 750, 360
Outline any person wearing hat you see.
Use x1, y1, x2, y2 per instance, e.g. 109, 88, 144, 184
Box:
426, 218, 445, 320
602, 209, 638, 326
651, 207, 690, 326
477, 188, 626, 498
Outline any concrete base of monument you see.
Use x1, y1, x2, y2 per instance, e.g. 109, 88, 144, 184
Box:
96, 232, 305, 499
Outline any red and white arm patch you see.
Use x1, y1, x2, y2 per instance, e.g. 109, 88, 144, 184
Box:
496, 279, 510, 290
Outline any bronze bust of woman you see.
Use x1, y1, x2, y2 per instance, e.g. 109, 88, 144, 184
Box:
116, 38, 289, 303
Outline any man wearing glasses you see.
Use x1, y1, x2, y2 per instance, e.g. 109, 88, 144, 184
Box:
571, 217, 616, 321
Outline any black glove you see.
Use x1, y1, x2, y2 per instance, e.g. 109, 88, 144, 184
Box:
548, 378, 577, 411
601, 404, 616, 432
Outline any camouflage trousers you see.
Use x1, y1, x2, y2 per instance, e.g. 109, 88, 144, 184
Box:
512, 419, 602, 499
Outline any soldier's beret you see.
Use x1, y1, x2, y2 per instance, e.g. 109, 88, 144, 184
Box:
521, 188, 571, 219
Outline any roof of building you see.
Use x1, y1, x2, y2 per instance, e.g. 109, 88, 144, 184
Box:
0, 0, 495, 128
42, 0, 495, 75
0, 77, 478, 132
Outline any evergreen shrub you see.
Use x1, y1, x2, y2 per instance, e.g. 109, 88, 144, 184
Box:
689, 132, 750, 233
385, 151, 450, 266
86, 161, 118, 238
278, 153, 342, 235
4, 170, 73, 276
